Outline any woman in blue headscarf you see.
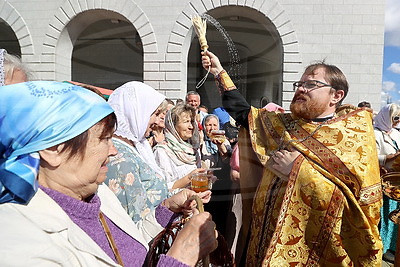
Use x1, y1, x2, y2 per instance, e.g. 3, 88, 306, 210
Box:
200, 114, 231, 169
199, 114, 233, 238
0, 81, 217, 266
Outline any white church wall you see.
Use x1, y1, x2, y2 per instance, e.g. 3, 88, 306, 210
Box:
1, 0, 385, 110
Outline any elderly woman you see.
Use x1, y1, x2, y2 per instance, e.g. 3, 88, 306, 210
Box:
0, 49, 32, 85
375, 104, 400, 169
148, 98, 175, 148
0, 81, 217, 266
201, 114, 231, 169
154, 104, 204, 190
106, 82, 171, 222
374, 103, 400, 263
199, 114, 234, 239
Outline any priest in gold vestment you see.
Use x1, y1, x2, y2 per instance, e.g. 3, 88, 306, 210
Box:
201, 51, 383, 266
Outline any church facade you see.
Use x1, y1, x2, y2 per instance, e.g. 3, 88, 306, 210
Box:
0, 0, 385, 110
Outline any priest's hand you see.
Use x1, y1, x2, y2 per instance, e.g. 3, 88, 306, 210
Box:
269, 149, 301, 177
201, 51, 224, 76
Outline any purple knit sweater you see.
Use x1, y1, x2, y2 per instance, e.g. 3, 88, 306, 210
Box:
40, 186, 188, 267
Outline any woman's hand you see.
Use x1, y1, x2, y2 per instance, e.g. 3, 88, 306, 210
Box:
214, 141, 228, 154
201, 51, 224, 76
230, 169, 240, 182
212, 138, 224, 145
196, 190, 212, 204
163, 188, 212, 215
167, 212, 218, 266
172, 168, 205, 189
189, 168, 206, 177
386, 152, 400, 162
153, 130, 165, 144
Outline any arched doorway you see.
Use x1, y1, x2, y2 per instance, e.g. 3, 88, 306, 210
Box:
187, 7, 283, 111
0, 19, 21, 56
71, 11, 143, 90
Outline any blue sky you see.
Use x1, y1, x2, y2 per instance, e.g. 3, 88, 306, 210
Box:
381, 0, 400, 105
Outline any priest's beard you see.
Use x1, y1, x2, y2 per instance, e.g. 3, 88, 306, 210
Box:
290, 93, 329, 120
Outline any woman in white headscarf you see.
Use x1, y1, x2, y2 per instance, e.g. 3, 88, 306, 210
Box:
374, 103, 400, 262
106, 82, 171, 222
375, 103, 400, 169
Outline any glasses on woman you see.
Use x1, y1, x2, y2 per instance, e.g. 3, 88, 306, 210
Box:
293, 80, 334, 92
394, 116, 400, 122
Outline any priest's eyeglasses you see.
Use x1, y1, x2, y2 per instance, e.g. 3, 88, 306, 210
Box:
293, 80, 334, 92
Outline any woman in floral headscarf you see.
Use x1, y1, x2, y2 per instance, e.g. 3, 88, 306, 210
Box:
154, 104, 205, 190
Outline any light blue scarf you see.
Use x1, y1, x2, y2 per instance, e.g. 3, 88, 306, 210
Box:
0, 81, 114, 204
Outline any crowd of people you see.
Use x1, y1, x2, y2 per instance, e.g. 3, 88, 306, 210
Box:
0, 45, 398, 266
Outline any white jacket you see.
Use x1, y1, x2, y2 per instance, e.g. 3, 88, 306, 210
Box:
0, 184, 164, 266
375, 128, 400, 167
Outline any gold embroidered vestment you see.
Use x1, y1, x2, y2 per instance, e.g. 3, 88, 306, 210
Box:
244, 107, 382, 266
